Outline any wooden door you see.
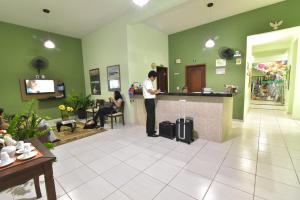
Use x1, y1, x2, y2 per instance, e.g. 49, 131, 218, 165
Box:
186, 65, 206, 92
157, 66, 168, 92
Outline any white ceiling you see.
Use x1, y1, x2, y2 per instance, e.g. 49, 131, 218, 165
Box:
0, 0, 134, 38
0, 0, 190, 38
0, 0, 285, 38
145, 0, 285, 34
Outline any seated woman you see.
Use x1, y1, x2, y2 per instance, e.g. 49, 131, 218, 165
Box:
0, 108, 9, 131
93, 91, 123, 128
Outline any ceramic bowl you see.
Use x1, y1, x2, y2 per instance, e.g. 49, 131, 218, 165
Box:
1, 146, 16, 158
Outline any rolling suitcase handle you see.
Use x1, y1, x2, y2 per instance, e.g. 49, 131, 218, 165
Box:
178, 99, 186, 140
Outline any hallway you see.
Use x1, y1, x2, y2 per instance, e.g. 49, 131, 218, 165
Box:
231, 108, 300, 199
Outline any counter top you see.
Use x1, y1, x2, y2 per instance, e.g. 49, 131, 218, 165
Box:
135, 92, 236, 97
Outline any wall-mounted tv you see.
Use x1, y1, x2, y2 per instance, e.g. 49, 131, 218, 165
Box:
25, 80, 55, 94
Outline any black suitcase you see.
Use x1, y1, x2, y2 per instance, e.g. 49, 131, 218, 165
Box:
159, 121, 176, 139
176, 118, 194, 144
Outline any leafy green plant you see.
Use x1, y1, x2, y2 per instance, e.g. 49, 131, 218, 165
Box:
3, 113, 15, 123
7, 100, 52, 148
66, 93, 93, 111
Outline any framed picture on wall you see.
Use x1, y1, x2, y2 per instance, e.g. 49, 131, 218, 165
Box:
89, 68, 101, 95
107, 65, 121, 91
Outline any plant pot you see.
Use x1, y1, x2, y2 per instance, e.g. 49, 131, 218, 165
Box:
61, 111, 69, 121
38, 134, 49, 144
77, 109, 87, 119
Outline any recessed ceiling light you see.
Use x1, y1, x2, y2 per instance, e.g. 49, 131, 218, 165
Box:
133, 0, 150, 7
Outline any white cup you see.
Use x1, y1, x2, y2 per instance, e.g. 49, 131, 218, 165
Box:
16, 141, 24, 150
23, 143, 31, 157
1, 152, 10, 163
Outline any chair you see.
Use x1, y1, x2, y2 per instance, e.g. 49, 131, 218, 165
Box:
106, 101, 125, 129
86, 99, 105, 121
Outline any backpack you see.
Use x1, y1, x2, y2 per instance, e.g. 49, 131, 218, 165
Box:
84, 120, 97, 129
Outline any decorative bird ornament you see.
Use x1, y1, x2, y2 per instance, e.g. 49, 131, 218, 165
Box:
270, 20, 283, 30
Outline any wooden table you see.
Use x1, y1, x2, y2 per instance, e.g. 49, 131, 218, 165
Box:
0, 138, 57, 200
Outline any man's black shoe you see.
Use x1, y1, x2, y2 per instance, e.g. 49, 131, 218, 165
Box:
148, 134, 159, 137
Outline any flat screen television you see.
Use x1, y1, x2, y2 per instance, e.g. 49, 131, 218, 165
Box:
25, 80, 55, 94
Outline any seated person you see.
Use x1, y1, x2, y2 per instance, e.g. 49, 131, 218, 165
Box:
182, 86, 189, 93
93, 91, 123, 128
0, 108, 9, 130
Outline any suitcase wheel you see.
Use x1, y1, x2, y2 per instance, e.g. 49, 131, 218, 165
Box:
176, 138, 179, 141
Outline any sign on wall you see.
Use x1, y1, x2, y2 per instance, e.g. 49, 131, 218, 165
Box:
216, 59, 226, 67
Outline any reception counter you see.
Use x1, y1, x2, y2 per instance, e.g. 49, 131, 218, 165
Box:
133, 93, 234, 143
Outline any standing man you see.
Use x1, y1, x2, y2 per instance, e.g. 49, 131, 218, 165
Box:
143, 71, 160, 137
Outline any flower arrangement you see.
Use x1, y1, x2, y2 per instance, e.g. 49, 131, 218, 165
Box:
58, 105, 74, 120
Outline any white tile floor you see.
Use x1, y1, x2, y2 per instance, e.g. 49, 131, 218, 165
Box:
1, 109, 300, 200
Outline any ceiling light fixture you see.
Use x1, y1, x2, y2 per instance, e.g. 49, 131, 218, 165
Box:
205, 38, 215, 48
42, 9, 55, 49
204, 2, 216, 48
132, 0, 150, 7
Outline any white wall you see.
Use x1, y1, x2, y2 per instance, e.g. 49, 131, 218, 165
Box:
127, 23, 169, 84
82, 20, 169, 123
81, 18, 132, 121
253, 53, 288, 63
292, 38, 300, 119
244, 37, 253, 120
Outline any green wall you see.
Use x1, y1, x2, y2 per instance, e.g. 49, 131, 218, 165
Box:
168, 0, 300, 119
0, 21, 85, 118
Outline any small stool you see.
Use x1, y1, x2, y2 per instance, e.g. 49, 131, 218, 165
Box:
56, 120, 76, 132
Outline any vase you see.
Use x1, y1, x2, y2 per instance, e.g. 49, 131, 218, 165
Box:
61, 111, 69, 121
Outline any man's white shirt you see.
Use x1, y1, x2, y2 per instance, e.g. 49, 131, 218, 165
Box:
143, 79, 156, 99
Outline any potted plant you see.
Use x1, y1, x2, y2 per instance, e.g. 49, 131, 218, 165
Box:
6, 100, 54, 149
66, 94, 93, 119
58, 105, 74, 120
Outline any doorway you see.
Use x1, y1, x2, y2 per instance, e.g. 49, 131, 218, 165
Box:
157, 66, 168, 92
244, 26, 300, 119
186, 64, 206, 92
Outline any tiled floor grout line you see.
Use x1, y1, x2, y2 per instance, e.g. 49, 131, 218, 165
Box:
71, 136, 176, 200
54, 177, 70, 199
86, 138, 166, 200
275, 114, 300, 185
254, 174, 300, 189
253, 110, 262, 200
100, 138, 184, 200
200, 141, 235, 200
56, 136, 152, 200
150, 141, 209, 200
